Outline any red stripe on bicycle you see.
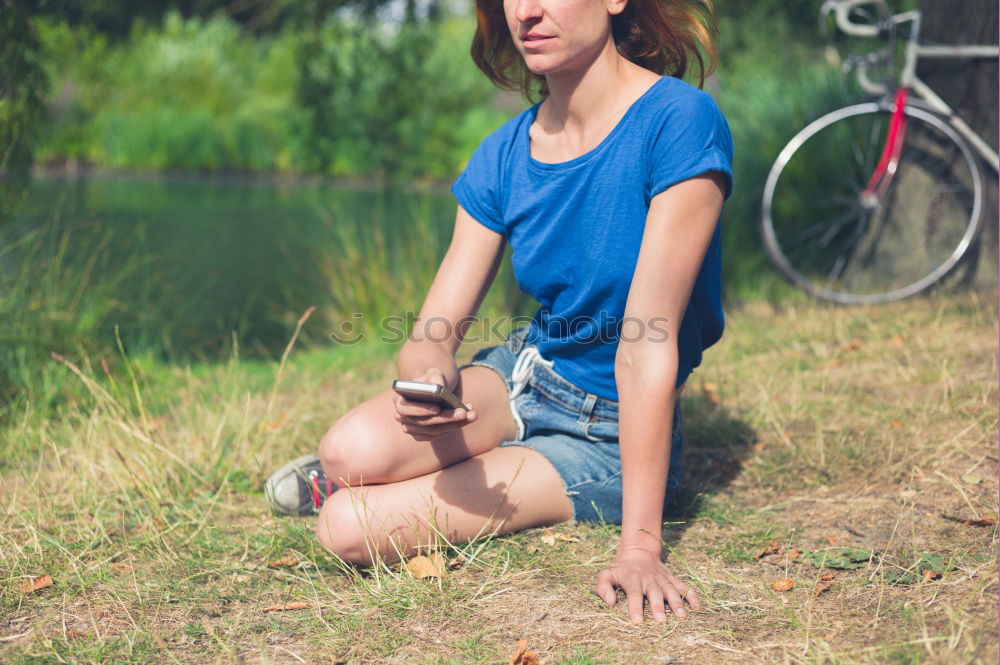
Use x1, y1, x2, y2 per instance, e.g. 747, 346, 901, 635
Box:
862, 87, 909, 199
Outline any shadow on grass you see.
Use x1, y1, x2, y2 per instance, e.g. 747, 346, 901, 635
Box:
663, 390, 758, 532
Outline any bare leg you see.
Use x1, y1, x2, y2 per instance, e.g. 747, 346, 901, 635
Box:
313, 362, 575, 565
318, 365, 523, 487
315, 445, 574, 566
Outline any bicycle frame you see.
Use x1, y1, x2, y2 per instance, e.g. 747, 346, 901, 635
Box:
831, 0, 999, 173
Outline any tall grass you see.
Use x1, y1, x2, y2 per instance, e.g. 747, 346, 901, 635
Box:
0, 183, 532, 416
294, 192, 531, 347
0, 217, 170, 414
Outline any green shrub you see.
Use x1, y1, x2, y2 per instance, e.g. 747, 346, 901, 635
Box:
35, 11, 308, 173
296, 16, 509, 181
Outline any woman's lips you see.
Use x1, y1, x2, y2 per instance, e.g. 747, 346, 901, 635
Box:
522, 34, 554, 48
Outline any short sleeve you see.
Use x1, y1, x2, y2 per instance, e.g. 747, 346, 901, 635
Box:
646, 89, 734, 202
451, 135, 506, 235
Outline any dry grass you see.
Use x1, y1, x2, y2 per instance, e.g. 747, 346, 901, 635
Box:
1, 288, 996, 664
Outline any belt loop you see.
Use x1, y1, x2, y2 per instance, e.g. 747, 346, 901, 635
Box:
506, 325, 529, 354
577, 393, 597, 424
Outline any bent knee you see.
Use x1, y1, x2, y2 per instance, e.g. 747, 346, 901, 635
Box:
317, 409, 395, 486
314, 495, 380, 567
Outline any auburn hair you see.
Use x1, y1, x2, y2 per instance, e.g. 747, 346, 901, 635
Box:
471, 0, 719, 101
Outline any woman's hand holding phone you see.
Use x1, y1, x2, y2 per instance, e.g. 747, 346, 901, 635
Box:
392, 367, 477, 442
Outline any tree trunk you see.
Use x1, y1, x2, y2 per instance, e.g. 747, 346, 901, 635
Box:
916, 0, 998, 289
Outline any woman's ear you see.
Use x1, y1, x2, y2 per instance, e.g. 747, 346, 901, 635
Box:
607, 0, 628, 16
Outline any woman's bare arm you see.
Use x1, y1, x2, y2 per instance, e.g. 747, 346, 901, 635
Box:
391, 205, 507, 440
397, 204, 506, 385
596, 171, 727, 623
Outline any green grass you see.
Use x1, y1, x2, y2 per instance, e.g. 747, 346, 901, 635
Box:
1, 287, 996, 664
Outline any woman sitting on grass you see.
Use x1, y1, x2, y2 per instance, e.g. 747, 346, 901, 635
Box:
266, 0, 732, 625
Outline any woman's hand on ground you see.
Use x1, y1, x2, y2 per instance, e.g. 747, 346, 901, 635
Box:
594, 547, 700, 624
393, 367, 477, 441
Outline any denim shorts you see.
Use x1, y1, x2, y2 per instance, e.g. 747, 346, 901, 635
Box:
458, 326, 685, 524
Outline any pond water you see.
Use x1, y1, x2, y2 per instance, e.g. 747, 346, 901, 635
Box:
10, 173, 524, 361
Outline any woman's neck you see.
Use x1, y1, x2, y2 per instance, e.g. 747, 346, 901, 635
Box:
539, 38, 658, 132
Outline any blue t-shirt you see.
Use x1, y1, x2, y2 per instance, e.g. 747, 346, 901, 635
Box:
451, 75, 733, 401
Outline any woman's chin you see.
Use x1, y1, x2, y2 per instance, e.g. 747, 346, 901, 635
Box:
521, 56, 563, 77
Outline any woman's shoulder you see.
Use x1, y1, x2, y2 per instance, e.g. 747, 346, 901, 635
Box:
643, 76, 726, 123
640, 76, 732, 154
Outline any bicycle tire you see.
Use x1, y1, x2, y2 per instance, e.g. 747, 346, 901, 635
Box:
761, 102, 984, 305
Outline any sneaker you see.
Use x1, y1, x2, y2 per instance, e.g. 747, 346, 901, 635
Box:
265, 454, 337, 516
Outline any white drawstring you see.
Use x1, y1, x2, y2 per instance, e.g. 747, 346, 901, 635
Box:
508, 345, 554, 440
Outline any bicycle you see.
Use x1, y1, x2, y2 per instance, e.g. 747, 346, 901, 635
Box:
760, 0, 999, 304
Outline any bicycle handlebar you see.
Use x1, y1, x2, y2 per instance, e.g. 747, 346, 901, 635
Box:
821, 0, 891, 38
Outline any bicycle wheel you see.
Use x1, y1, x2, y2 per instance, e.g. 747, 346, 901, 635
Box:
761, 102, 984, 305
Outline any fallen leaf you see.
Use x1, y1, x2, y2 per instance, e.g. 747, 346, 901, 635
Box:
794, 547, 872, 569
825, 535, 838, 546
110, 563, 133, 574
771, 577, 794, 592
752, 441, 768, 453
405, 553, 445, 579
884, 552, 953, 585
891, 421, 903, 429
883, 568, 921, 585
19, 576, 53, 595
509, 639, 541, 665
540, 529, 556, 546
916, 552, 949, 573
447, 554, 467, 570
554, 533, 580, 543
960, 475, 983, 485
525, 545, 540, 554
263, 601, 309, 613
959, 513, 997, 527
756, 541, 781, 559
819, 572, 838, 582
786, 547, 801, 560
702, 383, 721, 406
264, 412, 290, 432
814, 582, 833, 596
269, 555, 300, 568
65, 628, 87, 640
152, 630, 169, 650
888, 334, 905, 347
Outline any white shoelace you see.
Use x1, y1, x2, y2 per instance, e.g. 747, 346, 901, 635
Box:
508, 345, 554, 440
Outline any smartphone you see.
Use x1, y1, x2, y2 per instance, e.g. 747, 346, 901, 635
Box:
392, 380, 468, 410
